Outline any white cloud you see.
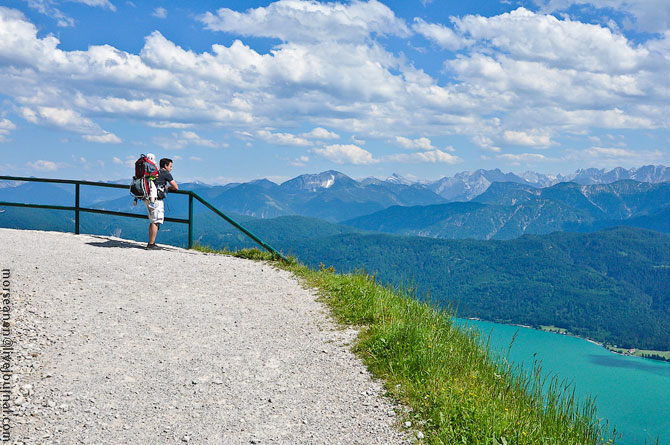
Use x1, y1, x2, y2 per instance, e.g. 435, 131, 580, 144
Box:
146, 121, 194, 129
153, 131, 221, 150
1, 3, 669, 164
453, 8, 646, 73
301, 127, 339, 139
394, 136, 435, 150
386, 149, 462, 164
20, 106, 122, 142
472, 135, 501, 152
502, 130, 553, 147
189, 156, 202, 161
289, 155, 310, 167
199, 0, 410, 43
71, 0, 115, 11
312, 144, 376, 164
497, 153, 547, 162
413, 18, 471, 50
27, 159, 60, 171
0, 118, 16, 142
23, 0, 115, 27
83, 132, 121, 143
152, 7, 167, 19
257, 130, 310, 146
112, 156, 123, 164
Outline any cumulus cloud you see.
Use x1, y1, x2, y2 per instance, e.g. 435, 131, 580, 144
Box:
452, 8, 647, 73
26, 159, 60, 171
289, 155, 310, 167
502, 130, 554, 147
497, 153, 547, 163
0, 118, 16, 142
394, 136, 435, 150
19, 106, 121, 142
147, 122, 194, 129
312, 144, 376, 164
257, 130, 310, 146
199, 0, 410, 43
83, 132, 121, 143
24, 0, 115, 27
301, 127, 339, 139
413, 18, 471, 50
386, 149, 463, 164
153, 131, 221, 149
1, 3, 669, 167
472, 135, 501, 152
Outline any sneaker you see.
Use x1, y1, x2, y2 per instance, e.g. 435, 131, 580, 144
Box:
145, 243, 159, 250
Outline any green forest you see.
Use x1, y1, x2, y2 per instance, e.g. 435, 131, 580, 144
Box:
287, 227, 670, 351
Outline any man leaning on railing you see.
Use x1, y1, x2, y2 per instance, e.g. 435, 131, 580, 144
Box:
145, 158, 178, 250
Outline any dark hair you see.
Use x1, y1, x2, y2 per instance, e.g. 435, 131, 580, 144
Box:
160, 158, 173, 169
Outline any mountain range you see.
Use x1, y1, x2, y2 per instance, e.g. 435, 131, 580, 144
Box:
3, 165, 667, 223
344, 180, 670, 239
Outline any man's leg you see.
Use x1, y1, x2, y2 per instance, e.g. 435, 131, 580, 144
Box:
148, 222, 158, 244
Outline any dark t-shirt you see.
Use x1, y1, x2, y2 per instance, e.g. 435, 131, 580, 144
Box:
155, 170, 174, 199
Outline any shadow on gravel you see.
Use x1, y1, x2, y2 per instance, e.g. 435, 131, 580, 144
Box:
86, 238, 144, 249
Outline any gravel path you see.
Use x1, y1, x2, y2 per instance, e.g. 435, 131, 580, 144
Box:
1, 229, 410, 444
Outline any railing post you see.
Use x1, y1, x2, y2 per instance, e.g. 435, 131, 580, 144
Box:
188, 193, 193, 248
75, 183, 80, 235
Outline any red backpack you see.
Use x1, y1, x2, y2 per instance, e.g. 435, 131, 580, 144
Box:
130, 154, 159, 200
134, 154, 159, 179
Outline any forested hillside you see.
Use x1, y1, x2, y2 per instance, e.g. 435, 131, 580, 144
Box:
288, 227, 670, 350
345, 180, 670, 239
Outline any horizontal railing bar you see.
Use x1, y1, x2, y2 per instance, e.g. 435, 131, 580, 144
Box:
0, 175, 190, 195
0, 201, 188, 224
0, 201, 74, 212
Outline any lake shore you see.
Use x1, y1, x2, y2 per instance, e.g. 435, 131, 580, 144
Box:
464, 320, 670, 364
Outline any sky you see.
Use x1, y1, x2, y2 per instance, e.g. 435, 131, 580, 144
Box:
0, 0, 669, 184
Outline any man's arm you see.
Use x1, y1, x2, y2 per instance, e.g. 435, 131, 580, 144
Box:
168, 179, 178, 191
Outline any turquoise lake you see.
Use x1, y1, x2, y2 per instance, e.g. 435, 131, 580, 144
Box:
453, 319, 670, 445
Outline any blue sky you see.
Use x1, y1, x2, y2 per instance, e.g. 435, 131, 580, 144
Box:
1, 0, 669, 184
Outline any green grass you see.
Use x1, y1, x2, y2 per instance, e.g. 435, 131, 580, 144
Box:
606, 346, 670, 362
539, 325, 569, 335
193, 246, 618, 444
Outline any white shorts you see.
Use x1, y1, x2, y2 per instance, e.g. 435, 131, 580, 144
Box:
144, 199, 164, 224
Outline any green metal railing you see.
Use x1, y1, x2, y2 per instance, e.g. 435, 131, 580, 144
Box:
0, 175, 287, 261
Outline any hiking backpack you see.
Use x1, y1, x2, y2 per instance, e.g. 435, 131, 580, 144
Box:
129, 154, 159, 200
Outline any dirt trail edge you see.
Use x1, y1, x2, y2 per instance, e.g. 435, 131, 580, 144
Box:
2, 229, 410, 444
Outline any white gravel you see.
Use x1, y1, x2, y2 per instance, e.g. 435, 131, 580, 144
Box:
1, 228, 411, 444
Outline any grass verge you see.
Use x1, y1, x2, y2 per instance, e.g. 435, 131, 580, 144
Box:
194, 246, 619, 444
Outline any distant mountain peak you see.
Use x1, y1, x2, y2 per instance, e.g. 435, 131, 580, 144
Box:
280, 170, 352, 192
386, 173, 414, 185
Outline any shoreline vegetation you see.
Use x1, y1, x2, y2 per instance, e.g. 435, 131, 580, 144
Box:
466, 320, 670, 364
536, 325, 670, 363
196, 245, 620, 444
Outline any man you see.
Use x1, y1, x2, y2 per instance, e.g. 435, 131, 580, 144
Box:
145, 158, 178, 250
